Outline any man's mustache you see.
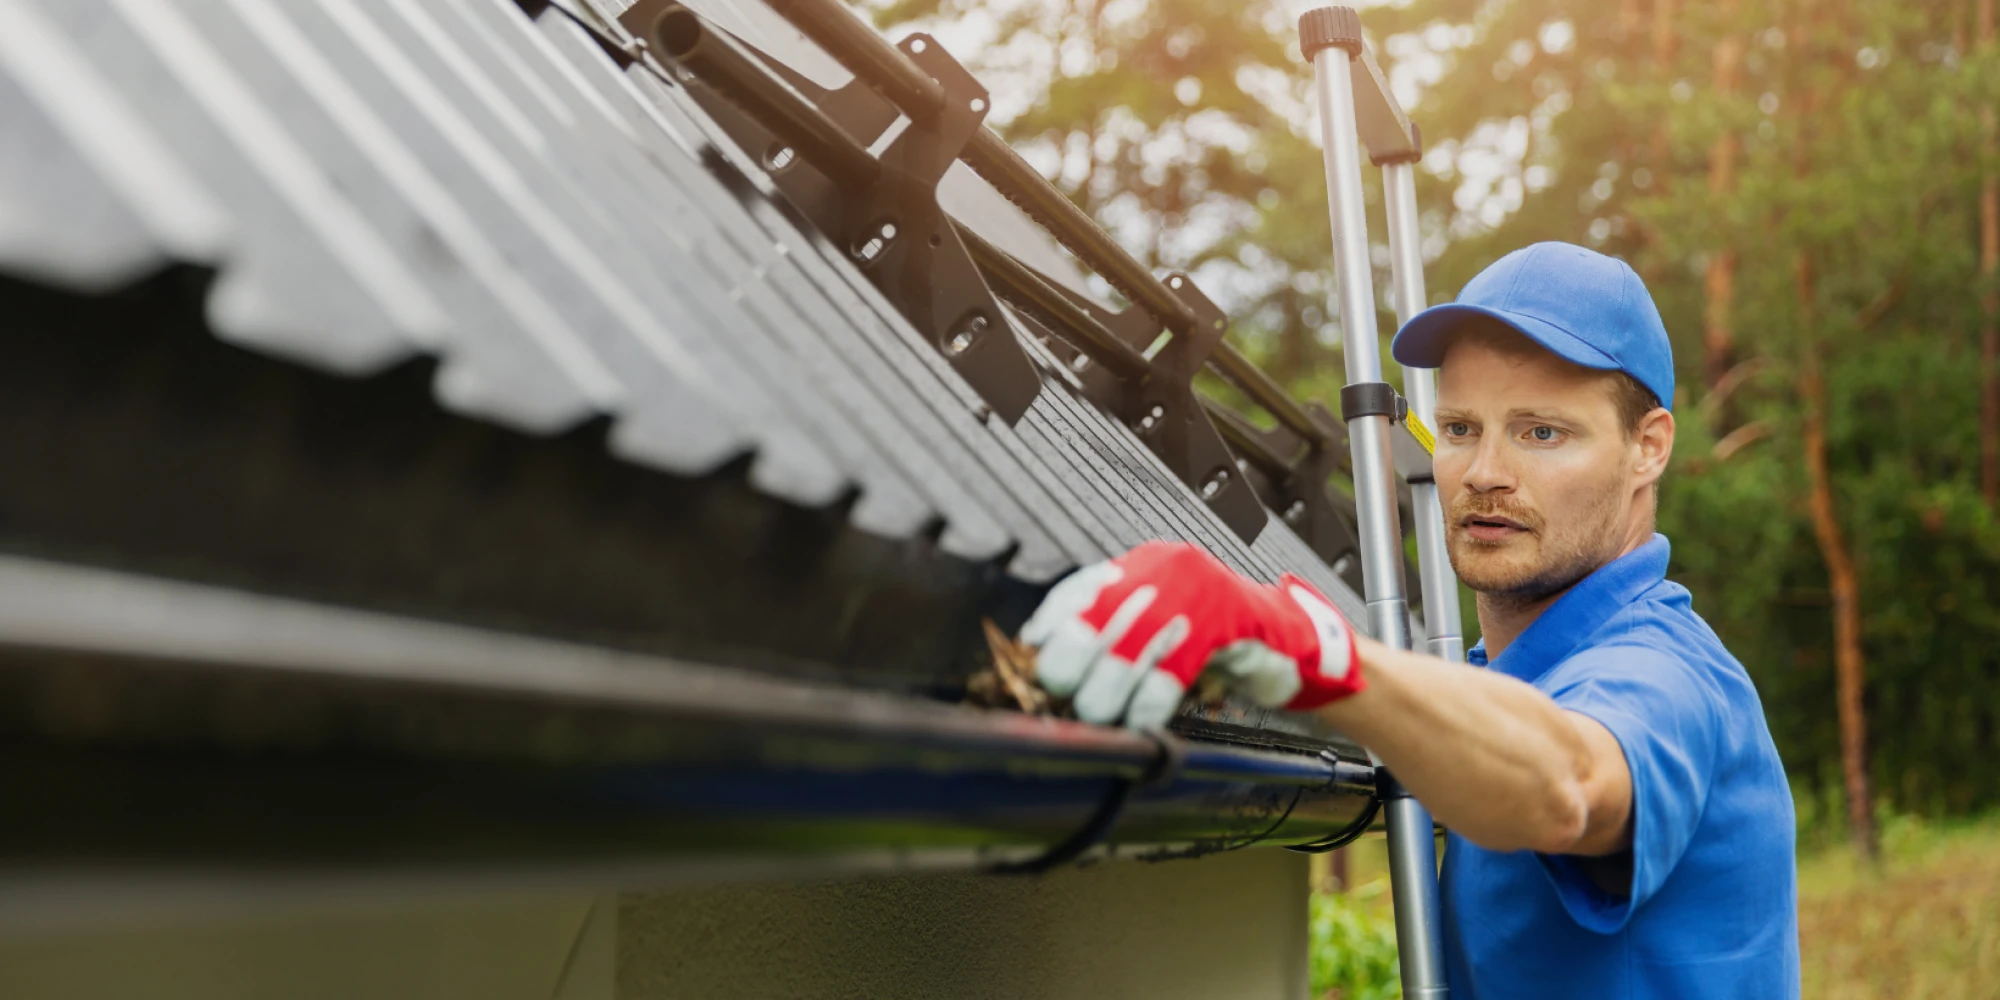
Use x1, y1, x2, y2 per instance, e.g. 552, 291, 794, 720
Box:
1449, 495, 1542, 533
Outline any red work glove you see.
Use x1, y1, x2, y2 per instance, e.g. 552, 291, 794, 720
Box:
1020, 541, 1364, 729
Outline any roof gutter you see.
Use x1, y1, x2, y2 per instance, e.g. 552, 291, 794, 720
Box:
0, 555, 1377, 895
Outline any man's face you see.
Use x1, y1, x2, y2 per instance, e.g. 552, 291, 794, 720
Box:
1431, 329, 1662, 603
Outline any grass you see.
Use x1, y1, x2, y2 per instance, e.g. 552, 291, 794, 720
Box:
1797, 813, 2000, 999
1309, 814, 2000, 999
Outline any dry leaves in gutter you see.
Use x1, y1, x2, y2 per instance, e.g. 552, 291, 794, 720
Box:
965, 619, 1058, 716
964, 619, 1232, 718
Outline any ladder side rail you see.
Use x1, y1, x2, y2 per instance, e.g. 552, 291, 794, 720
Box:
1382, 161, 1466, 666
1304, 9, 1449, 998
1311, 40, 1407, 649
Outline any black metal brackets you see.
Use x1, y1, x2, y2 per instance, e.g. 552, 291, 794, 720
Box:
1141, 277, 1268, 542
853, 35, 1042, 423
627, 3, 1042, 424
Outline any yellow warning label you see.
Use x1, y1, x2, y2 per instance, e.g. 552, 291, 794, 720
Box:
1404, 413, 1436, 455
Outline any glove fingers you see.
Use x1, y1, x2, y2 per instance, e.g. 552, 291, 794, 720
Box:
1073, 613, 1188, 725
1037, 582, 1156, 699
1031, 617, 1105, 698
1021, 562, 1123, 647
1207, 640, 1304, 708
1021, 546, 1365, 726
1122, 670, 1187, 731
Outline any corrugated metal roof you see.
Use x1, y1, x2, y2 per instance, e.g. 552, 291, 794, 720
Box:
0, 0, 1363, 621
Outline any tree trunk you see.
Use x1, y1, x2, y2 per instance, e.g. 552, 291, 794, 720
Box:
1980, 0, 1998, 504
1653, 0, 1677, 66
1650, 0, 1677, 182
1704, 252, 1738, 390
1274, 285, 1312, 384
1796, 255, 1879, 861
1703, 3, 1742, 389
1783, 1, 1877, 858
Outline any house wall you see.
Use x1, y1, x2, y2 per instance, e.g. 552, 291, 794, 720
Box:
0, 849, 1309, 1000
619, 848, 1311, 1000
0, 890, 613, 1000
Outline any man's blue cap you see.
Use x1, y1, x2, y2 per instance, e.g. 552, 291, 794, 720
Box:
1390, 242, 1675, 411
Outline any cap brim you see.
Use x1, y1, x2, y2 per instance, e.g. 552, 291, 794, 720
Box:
1390, 303, 1621, 373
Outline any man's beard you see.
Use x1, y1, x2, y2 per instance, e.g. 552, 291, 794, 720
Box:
1445, 477, 1628, 607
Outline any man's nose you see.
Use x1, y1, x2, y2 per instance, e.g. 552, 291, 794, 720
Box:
1462, 436, 1515, 494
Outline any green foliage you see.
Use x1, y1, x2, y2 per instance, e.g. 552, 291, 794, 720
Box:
878, 0, 2000, 816
1615, 1, 2000, 818
1308, 881, 1402, 1000
1391, 0, 2000, 819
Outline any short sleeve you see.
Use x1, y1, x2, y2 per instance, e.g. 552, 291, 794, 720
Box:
1536, 644, 1723, 933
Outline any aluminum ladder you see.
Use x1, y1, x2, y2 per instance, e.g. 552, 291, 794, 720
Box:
1301, 7, 1467, 997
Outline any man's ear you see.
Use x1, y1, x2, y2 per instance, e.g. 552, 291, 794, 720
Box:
1633, 408, 1675, 487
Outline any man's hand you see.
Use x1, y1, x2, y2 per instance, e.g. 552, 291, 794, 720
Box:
1020, 541, 1365, 729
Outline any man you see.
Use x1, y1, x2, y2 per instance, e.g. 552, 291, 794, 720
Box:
1021, 243, 1799, 998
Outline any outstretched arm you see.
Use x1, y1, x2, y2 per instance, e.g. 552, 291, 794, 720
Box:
1022, 541, 1632, 857
1322, 638, 1632, 856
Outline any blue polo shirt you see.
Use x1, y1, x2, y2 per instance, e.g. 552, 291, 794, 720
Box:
1441, 535, 1799, 999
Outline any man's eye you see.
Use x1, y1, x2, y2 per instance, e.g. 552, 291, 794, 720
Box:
1529, 426, 1558, 442
1445, 422, 1471, 436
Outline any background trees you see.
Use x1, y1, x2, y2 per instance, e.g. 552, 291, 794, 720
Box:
880, 0, 2000, 853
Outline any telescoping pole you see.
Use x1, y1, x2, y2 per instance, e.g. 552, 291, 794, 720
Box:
1381, 150, 1466, 667
1301, 8, 1449, 998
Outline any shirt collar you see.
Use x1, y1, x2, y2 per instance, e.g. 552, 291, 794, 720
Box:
1465, 534, 1671, 682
